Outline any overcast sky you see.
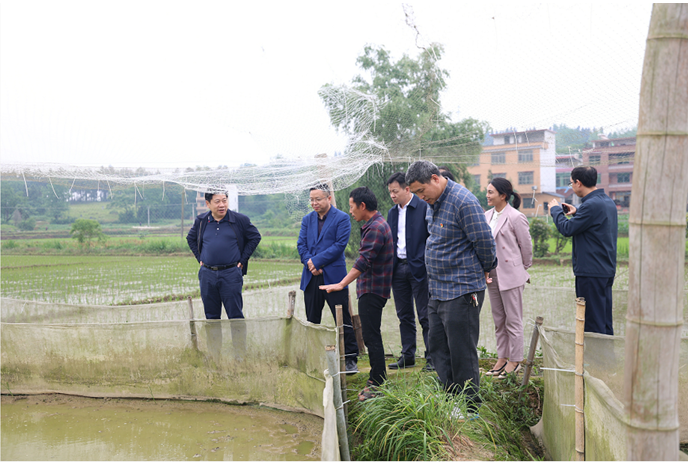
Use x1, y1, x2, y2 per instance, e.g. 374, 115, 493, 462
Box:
1, 1, 654, 169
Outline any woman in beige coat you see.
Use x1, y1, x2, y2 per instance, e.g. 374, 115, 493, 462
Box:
484, 178, 533, 378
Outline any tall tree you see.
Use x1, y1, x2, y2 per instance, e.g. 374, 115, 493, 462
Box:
320, 43, 489, 177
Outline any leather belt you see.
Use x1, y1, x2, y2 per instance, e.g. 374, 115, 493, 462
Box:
202, 262, 239, 271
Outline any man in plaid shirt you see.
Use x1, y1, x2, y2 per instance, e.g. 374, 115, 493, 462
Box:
407, 161, 497, 418
320, 186, 393, 401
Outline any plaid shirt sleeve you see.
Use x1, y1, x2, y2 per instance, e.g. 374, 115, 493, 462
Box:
458, 195, 497, 273
353, 213, 393, 299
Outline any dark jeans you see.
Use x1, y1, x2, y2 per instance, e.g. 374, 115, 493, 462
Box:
358, 293, 388, 386
199, 265, 244, 319
391, 261, 430, 361
303, 274, 359, 361
428, 291, 484, 407
575, 276, 615, 335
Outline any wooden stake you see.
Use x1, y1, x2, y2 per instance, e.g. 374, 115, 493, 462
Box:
325, 345, 351, 461
625, 5, 686, 459
187, 296, 198, 351
575, 297, 586, 461
336, 304, 347, 416
521, 316, 543, 390
348, 292, 366, 354
287, 290, 295, 318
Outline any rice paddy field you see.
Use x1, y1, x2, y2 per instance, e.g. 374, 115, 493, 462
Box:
4, 253, 685, 355
1, 255, 302, 306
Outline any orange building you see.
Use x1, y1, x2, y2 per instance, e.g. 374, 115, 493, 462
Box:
467, 129, 562, 216
583, 136, 635, 211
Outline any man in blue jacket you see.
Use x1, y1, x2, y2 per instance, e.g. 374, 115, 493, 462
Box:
549, 166, 618, 335
386, 172, 433, 371
187, 192, 262, 320
298, 184, 359, 373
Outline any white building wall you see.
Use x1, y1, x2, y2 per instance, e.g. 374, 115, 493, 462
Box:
540, 131, 557, 192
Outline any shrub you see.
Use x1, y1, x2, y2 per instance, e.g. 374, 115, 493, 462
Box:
2, 240, 18, 249
17, 217, 36, 231
529, 218, 550, 257
70, 218, 107, 248
550, 223, 571, 254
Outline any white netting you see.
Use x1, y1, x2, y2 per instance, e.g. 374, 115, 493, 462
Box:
1, 86, 386, 195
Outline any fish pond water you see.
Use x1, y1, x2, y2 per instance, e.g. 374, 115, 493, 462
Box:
1, 394, 321, 461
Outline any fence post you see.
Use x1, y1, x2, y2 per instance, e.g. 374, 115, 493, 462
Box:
336, 304, 347, 418
187, 296, 198, 351
575, 297, 586, 461
521, 316, 544, 391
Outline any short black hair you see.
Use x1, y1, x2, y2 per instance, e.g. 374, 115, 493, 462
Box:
571, 166, 598, 188
349, 186, 378, 211
309, 183, 330, 196
386, 172, 407, 188
406, 160, 440, 185
205, 192, 229, 202
438, 166, 456, 182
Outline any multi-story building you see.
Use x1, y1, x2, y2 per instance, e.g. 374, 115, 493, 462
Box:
467, 129, 562, 216
555, 152, 584, 206
582, 136, 635, 210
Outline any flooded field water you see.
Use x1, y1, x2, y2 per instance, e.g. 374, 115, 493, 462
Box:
1, 394, 321, 461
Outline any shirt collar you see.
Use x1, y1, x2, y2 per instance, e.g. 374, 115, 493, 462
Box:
361, 211, 381, 230
208, 211, 231, 223
318, 208, 330, 221
433, 180, 452, 211
581, 188, 602, 203
398, 196, 413, 211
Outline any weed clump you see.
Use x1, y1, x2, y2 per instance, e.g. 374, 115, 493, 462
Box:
347, 364, 544, 461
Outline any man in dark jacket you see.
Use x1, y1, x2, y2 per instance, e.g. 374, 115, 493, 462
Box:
187, 192, 261, 320
385, 172, 433, 371
549, 166, 618, 334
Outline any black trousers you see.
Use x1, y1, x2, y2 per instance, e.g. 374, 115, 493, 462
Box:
303, 274, 359, 361
575, 276, 615, 335
428, 291, 484, 408
358, 293, 388, 386
391, 261, 430, 361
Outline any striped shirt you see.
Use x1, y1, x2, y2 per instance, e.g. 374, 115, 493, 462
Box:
425, 180, 497, 301
352, 211, 394, 299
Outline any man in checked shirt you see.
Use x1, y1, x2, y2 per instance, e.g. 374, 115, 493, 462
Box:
320, 186, 394, 402
406, 161, 497, 419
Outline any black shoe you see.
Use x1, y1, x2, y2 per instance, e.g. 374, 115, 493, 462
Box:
422, 360, 435, 372
345, 359, 358, 374
388, 356, 415, 370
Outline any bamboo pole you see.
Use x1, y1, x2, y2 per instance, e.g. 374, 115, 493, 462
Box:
575, 297, 585, 461
325, 345, 351, 462
336, 304, 348, 417
624, 4, 687, 460
521, 316, 543, 390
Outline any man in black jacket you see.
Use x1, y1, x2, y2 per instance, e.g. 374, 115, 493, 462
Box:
549, 166, 618, 334
386, 172, 433, 371
187, 192, 261, 320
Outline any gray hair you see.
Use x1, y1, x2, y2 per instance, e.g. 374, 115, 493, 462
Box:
405, 160, 440, 185
310, 183, 331, 196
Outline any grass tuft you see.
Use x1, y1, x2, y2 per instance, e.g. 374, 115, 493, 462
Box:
347, 358, 544, 461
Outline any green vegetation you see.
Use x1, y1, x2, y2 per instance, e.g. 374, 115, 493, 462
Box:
70, 219, 107, 248
346, 358, 543, 461
529, 218, 550, 258
0, 255, 303, 305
